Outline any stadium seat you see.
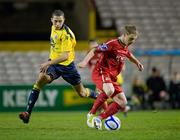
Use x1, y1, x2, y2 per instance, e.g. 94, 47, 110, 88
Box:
94, 0, 180, 49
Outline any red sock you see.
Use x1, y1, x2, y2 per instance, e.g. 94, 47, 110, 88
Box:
90, 92, 108, 114
99, 102, 121, 119
98, 101, 108, 113
102, 101, 108, 110
120, 106, 126, 112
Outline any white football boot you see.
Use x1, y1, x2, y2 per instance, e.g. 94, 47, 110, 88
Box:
93, 117, 102, 130
87, 113, 95, 128
123, 105, 131, 117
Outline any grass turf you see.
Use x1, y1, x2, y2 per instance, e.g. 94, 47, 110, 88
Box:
0, 110, 180, 140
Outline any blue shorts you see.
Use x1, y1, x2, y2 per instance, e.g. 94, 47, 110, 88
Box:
47, 62, 81, 86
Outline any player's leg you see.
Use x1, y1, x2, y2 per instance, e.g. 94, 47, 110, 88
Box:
63, 72, 94, 98
86, 88, 108, 128
93, 83, 125, 130
27, 73, 52, 113
73, 83, 98, 98
99, 101, 108, 113
90, 83, 114, 114
95, 88, 108, 112
62, 62, 98, 98
100, 92, 127, 119
19, 65, 58, 123
87, 82, 114, 128
93, 92, 127, 130
89, 71, 114, 115
19, 72, 52, 123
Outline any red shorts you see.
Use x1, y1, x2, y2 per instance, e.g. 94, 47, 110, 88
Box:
92, 69, 123, 98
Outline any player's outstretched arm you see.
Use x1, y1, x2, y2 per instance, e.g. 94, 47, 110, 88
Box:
78, 48, 96, 68
128, 53, 144, 71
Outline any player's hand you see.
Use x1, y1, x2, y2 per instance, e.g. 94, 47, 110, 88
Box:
77, 61, 87, 68
40, 61, 51, 73
137, 63, 144, 71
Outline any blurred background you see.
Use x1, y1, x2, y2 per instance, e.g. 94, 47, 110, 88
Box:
0, 0, 179, 112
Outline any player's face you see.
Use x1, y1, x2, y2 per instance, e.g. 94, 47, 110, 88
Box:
124, 33, 138, 46
51, 15, 65, 30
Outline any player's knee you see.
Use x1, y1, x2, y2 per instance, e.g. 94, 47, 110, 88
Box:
75, 88, 86, 98
103, 83, 115, 96
75, 90, 86, 98
118, 97, 127, 106
79, 91, 85, 97
124, 98, 128, 105
113, 93, 127, 107
120, 100, 127, 108
121, 93, 127, 106
73, 84, 87, 98
115, 99, 126, 108
38, 73, 46, 82
37, 73, 52, 84
80, 88, 89, 97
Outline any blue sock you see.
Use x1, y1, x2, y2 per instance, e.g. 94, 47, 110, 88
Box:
26, 89, 40, 114
89, 89, 98, 99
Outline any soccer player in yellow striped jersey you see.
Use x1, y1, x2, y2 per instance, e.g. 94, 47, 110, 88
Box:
49, 22, 76, 66
19, 10, 98, 124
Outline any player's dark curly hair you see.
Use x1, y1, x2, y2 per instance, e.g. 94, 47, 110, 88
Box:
52, 10, 64, 17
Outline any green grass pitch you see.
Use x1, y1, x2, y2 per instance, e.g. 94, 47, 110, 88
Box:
0, 110, 180, 140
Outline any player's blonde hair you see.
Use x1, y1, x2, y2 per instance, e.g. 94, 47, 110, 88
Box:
119, 25, 138, 36
124, 25, 138, 35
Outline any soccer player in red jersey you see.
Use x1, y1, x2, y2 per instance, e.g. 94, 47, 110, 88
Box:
88, 40, 129, 118
78, 25, 144, 130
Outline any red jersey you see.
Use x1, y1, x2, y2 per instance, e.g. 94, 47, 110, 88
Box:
93, 39, 132, 79
88, 52, 101, 72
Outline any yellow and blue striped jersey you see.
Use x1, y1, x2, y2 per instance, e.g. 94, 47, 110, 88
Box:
49, 25, 76, 66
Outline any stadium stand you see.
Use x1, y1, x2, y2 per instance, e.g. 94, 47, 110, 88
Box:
0, 51, 179, 85
0, 51, 92, 85
94, 0, 180, 49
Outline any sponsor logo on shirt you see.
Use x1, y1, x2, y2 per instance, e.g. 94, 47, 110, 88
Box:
98, 43, 108, 51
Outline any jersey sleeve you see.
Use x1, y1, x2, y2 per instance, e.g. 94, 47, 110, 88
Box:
126, 50, 133, 58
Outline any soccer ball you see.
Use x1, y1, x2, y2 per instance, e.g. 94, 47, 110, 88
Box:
104, 115, 121, 130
